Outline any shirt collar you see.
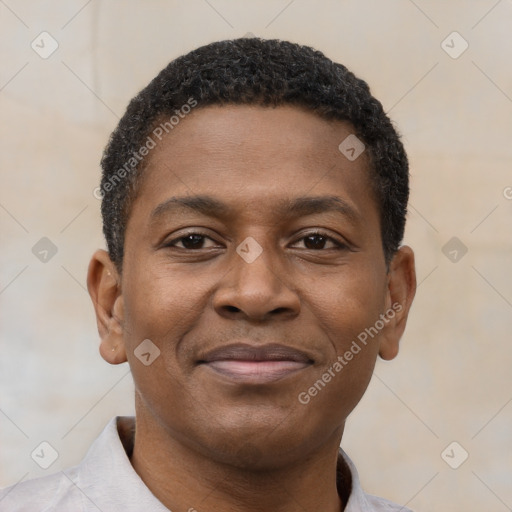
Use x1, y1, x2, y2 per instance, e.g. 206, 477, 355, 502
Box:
75, 416, 376, 512
73, 416, 168, 511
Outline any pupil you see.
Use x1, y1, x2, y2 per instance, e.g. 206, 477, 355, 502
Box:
180, 235, 328, 250
183, 234, 203, 249
305, 235, 325, 249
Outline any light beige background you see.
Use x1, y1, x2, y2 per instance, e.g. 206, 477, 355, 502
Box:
1, 1, 511, 510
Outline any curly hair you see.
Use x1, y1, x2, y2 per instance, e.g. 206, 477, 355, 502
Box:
100, 37, 409, 271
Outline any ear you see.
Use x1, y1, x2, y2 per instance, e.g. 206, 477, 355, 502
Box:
87, 249, 127, 365
378, 245, 416, 361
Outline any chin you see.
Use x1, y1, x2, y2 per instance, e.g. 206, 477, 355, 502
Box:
194, 421, 315, 472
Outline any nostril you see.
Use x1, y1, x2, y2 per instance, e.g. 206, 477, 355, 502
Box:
224, 305, 240, 313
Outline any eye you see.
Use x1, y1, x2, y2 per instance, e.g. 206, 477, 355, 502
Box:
291, 231, 348, 250
164, 230, 348, 252
165, 232, 220, 250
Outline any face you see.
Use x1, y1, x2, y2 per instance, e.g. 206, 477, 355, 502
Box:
88, 104, 416, 469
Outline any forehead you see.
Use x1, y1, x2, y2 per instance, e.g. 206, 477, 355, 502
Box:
128, 104, 378, 228
148, 104, 362, 167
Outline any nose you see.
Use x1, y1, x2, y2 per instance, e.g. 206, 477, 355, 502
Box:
213, 240, 301, 322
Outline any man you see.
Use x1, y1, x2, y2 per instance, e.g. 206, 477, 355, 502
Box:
1, 37, 416, 511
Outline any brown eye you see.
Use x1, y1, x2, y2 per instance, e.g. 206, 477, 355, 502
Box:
178, 234, 206, 249
303, 235, 330, 250
292, 232, 347, 250
166, 233, 219, 250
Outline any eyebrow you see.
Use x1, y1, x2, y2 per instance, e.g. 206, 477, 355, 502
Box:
150, 194, 360, 224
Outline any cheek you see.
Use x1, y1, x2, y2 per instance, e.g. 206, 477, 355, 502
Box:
298, 285, 383, 426
121, 262, 228, 388
123, 261, 208, 330
305, 262, 387, 350
120, 267, 209, 427
297, 263, 385, 411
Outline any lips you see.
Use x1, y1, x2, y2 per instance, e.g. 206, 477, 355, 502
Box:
198, 343, 313, 384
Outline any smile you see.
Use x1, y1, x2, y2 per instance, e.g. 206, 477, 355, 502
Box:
198, 343, 314, 384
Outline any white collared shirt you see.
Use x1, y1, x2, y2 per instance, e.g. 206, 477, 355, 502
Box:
0, 416, 413, 511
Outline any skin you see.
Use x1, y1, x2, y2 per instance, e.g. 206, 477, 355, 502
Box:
87, 104, 416, 512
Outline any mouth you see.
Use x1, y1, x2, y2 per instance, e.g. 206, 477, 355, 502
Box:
198, 343, 314, 384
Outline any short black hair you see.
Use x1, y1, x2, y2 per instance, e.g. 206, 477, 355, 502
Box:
100, 37, 409, 271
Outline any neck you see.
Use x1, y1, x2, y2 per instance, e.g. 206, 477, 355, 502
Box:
129, 412, 347, 512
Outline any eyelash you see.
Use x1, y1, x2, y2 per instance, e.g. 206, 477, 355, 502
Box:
165, 230, 349, 251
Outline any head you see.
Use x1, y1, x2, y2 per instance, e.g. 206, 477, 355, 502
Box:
88, 38, 416, 469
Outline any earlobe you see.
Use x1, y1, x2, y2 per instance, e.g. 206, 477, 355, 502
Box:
87, 250, 128, 365
378, 245, 416, 361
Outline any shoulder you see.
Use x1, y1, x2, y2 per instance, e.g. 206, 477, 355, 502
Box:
0, 466, 84, 511
365, 492, 415, 511
338, 448, 415, 512
0, 416, 133, 512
